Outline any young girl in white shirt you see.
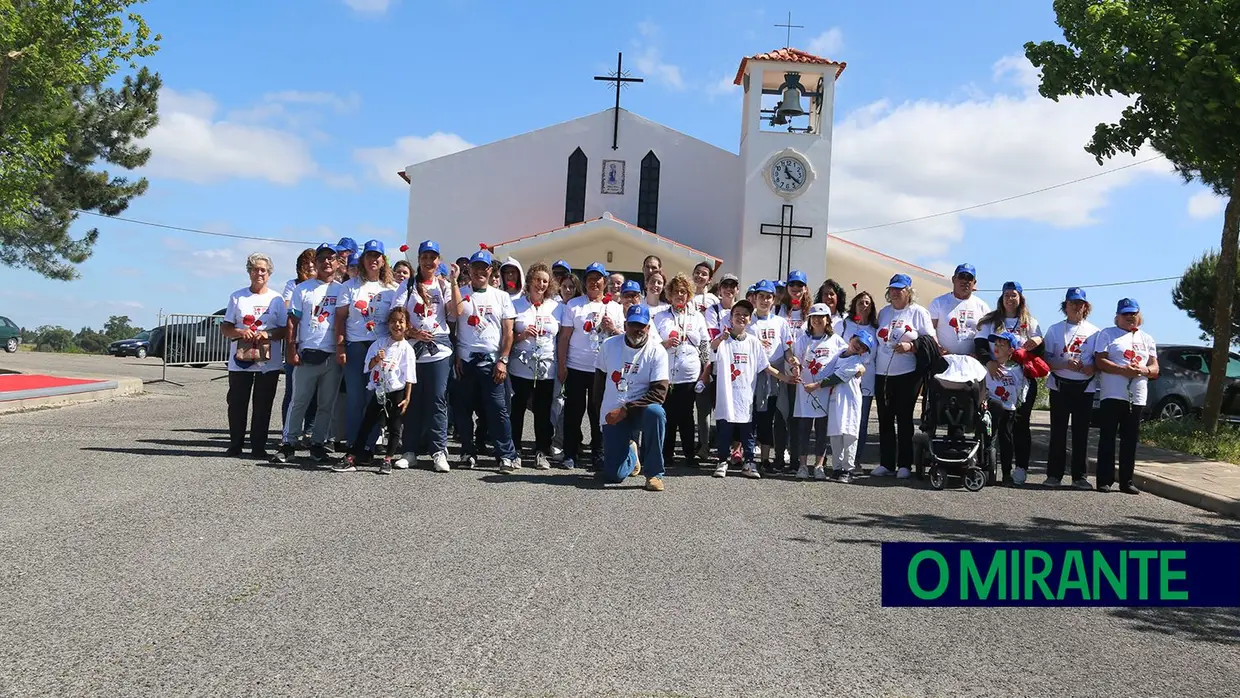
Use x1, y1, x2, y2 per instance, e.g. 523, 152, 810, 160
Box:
819, 330, 874, 482
789, 303, 846, 480
984, 332, 1029, 486
334, 306, 418, 474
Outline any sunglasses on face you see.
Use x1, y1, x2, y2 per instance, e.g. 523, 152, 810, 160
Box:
1121, 312, 1138, 318
250, 267, 271, 275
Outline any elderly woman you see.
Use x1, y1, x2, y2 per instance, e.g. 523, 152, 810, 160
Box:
510, 262, 561, 469
653, 272, 711, 469
872, 274, 934, 479
975, 281, 1044, 485
222, 253, 288, 458
1043, 287, 1099, 488
334, 240, 398, 458
281, 248, 318, 441
1093, 299, 1159, 494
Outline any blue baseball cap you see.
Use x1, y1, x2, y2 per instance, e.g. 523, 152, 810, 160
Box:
552, 259, 571, 272
752, 279, 777, 295
337, 237, 359, 264
1065, 287, 1087, 302
988, 331, 1019, 346
787, 270, 808, 286
417, 240, 440, 255
1117, 298, 1140, 314
774, 279, 787, 289
1002, 281, 1023, 294
437, 262, 449, 277
361, 239, 385, 257
584, 262, 607, 278
620, 280, 643, 295
954, 263, 977, 278
888, 274, 912, 289
625, 304, 652, 326
745, 285, 757, 296
469, 249, 493, 266
315, 242, 341, 256
852, 328, 876, 352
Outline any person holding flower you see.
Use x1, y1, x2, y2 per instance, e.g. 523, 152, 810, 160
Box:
873, 274, 934, 479
1093, 298, 1159, 494
557, 262, 624, 470
510, 262, 561, 470
974, 281, 1043, 485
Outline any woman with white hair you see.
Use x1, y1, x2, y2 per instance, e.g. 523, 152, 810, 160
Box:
872, 274, 933, 479
1093, 298, 1159, 494
221, 252, 288, 458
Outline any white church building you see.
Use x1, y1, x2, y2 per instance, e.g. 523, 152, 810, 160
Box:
399, 47, 948, 296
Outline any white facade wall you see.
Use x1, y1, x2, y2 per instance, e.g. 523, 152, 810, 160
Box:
404, 109, 742, 267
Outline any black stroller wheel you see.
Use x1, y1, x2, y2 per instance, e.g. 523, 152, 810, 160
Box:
928, 466, 946, 490
963, 467, 987, 492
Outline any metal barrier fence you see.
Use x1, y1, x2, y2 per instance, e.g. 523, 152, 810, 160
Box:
158, 312, 230, 385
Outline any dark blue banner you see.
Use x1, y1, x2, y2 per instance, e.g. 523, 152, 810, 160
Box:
881, 542, 1240, 607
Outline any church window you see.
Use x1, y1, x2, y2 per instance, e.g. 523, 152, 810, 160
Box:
564, 147, 588, 225
638, 151, 660, 232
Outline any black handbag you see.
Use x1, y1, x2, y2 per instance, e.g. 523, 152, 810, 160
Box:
300, 348, 331, 365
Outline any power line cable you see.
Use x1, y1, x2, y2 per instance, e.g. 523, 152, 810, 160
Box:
71, 209, 320, 245
977, 275, 1180, 294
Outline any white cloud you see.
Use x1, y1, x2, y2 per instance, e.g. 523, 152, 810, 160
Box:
705, 74, 739, 99
342, 0, 394, 13
807, 28, 844, 57
1187, 191, 1226, 220
630, 22, 685, 91
354, 133, 475, 187
141, 88, 319, 185
828, 54, 1172, 261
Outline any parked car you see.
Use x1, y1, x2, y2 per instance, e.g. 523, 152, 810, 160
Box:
108, 331, 153, 359
0, 315, 20, 353
151, 309, 229, 368
1092, 344, 1240, 423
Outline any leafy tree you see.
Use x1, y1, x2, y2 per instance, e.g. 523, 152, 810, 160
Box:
74, 327, 110, 354
0, 0, 160, 279
102, 313, 140, 340
1172, 251, 1240, 345
32, 325, 73, 352
1026, 0, 1240, 431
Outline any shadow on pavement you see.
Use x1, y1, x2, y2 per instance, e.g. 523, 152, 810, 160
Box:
1106, 607, 1240, 646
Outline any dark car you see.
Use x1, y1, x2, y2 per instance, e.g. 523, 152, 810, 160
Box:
1093, 344, 1240, 423
108, 331, 153, 358
0, 315, 20, 353
151, 309, 229, 368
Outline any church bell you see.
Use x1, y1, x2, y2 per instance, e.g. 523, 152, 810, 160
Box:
775, 72, 807, 120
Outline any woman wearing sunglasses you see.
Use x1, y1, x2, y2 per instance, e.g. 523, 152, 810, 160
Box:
1092, 298, 1159, 494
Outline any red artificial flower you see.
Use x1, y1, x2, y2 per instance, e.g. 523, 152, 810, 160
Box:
365, 321, 375, 331
878, 328, 890, 341
603, 294, 613, 304
413, 303, 426, 316
1123, 349, 1136, 361
468, 315, 480, 327
669, 330, 679, 339
583, 321, 594, 333
949, 317, 959, 329
904, 325, 912, 332
852, 316, 862, 323
242, 314, 256, 326
399, 244, 409, 253
611, 370, 622, 385
354, 300, 367, 310
791, 298, 801, 308
372, 371, 380, 382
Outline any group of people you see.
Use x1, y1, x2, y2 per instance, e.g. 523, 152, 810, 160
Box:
221, 241, 1158, 495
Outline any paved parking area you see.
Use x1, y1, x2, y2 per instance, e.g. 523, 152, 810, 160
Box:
1, 354, 1238, 697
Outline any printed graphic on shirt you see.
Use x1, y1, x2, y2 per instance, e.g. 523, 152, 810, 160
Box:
877, 319, 913, 344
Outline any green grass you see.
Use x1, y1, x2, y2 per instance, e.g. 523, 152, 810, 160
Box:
1140, 418, 1240, 464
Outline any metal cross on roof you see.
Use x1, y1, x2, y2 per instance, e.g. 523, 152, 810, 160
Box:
594, 52, 644, 151
775, 12, 804, 48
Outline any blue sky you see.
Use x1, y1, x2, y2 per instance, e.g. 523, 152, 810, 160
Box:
3, 0, 1229, 346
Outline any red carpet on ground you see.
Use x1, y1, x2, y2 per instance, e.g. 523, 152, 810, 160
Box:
0, 374, 105, 393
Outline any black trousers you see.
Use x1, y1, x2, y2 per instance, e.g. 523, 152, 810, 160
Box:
227, 370, 280, 452
1048, 383, 1093, 480
511, 375, 554, 453
353, 389, 404, 458
563, 368, 601, 462
662, 382, 698, 465
1011, 379, 1037, 472
1097, 398, 1141, 487
875, 372, 921, 469
991, 404, 1017, 475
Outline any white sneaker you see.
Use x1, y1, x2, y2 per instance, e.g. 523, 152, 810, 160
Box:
896, 467, 911, 479
535, 452, 551, 470
871, 465, 893, 477
550, 446, 564, 458
500, 458, 519, 472
394, 457, 410, 469
713, 462, 728, 478
813, 465, 827, 481
795, 463, 810, 480
431, 451, 450, 473
742, 462, 762, 479
1013, 467, 1027, 485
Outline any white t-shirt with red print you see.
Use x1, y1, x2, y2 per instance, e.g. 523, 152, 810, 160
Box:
929, 292, 991, 355
339, 278, 396, 343
977, 316, 1044, 354
1044, 319, 1101, 391
692, 291, 719, 316
652, 305, 710, 385
986, 361, 1029, 411
594, 334, 669, 422
456, 285, 516, 357
562, 296, 625, 372
1094, 326, 1157, 405
704, 301, 734, 339
510, 297, 561, 381
713, 332, 771, 424
225, 287, 286, 373
392, 276, 454, 364
363, 336, 418, 394
749, 312, 793, 364
289, 278, 343, 353
776, 304, 807, 342
874, 303, 934, 376
792, 332, 847, 418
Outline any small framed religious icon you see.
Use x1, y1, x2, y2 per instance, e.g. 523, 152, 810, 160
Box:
601, 160, 625, 195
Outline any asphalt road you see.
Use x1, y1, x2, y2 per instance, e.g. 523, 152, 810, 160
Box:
2, 354, 1238, 697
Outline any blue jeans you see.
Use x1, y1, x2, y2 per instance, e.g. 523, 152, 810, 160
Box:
454, 355, 518, 461
403, 357, 451, 456
717, 420, 756, 463
858, 395, 873, 464
281, 362, 317, 435
343, 341, 376, 449
599, 404, 666, 483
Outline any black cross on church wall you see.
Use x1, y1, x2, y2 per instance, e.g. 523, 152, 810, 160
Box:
760, 204, 814, 280
594, 52, 644, 150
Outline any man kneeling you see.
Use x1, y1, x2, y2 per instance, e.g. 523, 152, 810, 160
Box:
594, 304, 670, 491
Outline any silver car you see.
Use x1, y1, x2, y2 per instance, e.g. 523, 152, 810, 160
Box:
1093, 344, 1240, 422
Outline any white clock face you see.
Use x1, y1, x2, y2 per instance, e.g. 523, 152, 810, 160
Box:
770, 157, 808, 194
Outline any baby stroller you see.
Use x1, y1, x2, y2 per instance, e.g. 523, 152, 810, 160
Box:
913, 354, 996, 492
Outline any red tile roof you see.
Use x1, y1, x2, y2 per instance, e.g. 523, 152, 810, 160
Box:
733, 48, 846, 85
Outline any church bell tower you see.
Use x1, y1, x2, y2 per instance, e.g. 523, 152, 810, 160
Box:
735, 48, 845, 286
